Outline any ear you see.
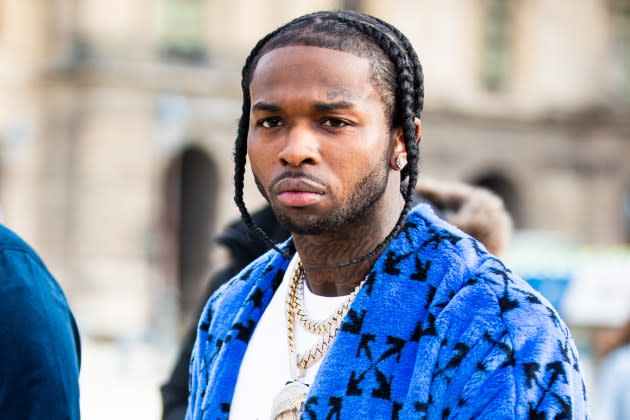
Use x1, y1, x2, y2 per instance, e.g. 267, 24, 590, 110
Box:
390, 118, 422, 171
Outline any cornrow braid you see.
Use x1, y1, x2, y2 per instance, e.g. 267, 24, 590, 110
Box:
325, 13, 420, 267
233, 10, 424, 267
233, 22, 293, 257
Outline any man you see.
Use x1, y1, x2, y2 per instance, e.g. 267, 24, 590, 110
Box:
164, 180, 512, 419
187, 11, 587, 419
592, 316, 630, 419
163, 180, 512, 420
0, 223, 81, 418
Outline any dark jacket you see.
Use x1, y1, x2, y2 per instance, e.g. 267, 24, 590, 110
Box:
161, 206, 289, 420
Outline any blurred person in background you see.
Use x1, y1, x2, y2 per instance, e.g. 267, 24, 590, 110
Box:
161, 205, 288, 420
186, 10, 587, 419
161, 179, 512, 419
0, 223, 81, 418
592, 315, 630, 420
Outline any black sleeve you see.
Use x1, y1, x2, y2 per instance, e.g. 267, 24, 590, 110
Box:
160, 265, 239, 420
161, 205, 289, 419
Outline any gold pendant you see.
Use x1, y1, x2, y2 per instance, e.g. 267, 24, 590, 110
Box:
270, 380, 309, 420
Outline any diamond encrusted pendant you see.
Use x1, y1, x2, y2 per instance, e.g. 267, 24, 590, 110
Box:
270, 380, 309, 420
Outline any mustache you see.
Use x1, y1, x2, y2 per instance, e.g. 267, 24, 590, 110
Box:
270, 171, 326, 190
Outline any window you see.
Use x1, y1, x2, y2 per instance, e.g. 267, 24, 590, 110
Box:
481, 0, 513, 91
608, 4, 630, 104
160, 0, 205, 62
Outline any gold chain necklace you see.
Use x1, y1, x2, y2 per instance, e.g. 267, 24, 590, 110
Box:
295, 269, 363, 334
271, 260, 366, 420
287, 261, 365, 373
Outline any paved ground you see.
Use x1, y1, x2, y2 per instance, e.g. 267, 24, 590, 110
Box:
80, 337, 176, 420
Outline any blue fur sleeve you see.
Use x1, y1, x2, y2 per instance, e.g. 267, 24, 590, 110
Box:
405, 254, 588, 419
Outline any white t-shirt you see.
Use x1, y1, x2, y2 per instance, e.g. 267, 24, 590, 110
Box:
229, 255, 349, 420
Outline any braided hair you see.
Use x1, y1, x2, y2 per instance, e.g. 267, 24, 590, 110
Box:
233, 10, 424, 267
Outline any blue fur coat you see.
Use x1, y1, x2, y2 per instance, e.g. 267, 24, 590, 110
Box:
186, 205, 588, 419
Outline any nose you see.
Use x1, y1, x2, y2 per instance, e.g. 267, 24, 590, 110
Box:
278, 125, 319, 167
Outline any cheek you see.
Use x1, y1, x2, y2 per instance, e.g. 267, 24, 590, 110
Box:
247, 137, 275, 179
339, 130, 389, 170
246, 137, 262, 170
325, 149, 372, 190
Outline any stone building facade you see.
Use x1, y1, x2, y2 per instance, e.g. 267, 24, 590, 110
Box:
0, 0, 628, 342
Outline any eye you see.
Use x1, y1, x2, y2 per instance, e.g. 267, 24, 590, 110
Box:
258, 117, 283, 128
321, 118, 349, 128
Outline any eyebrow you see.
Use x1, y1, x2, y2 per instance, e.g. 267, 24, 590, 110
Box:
251, 102, 281, 112
313, 101, 355, 112
251, 101, 356, 113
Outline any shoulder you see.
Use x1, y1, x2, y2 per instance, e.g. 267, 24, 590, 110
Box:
406, 205, 565, 339
370, 207, 588, 417
470, 255, 574, 355
427, 221, 579, 371
209, 244, 288, 305
0, 225, 56, 296
400, 204, 494, 289
0, 225, 81, 416
447, 251, 587, 417
190, 244, 292, 400
0, 225, 79, 355
198, 243, 291, 338
0, 224, 67, 306
0, 224, 41, 260
0, 224, 78, 334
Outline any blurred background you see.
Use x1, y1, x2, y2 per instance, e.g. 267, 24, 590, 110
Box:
0, 0, 629, 418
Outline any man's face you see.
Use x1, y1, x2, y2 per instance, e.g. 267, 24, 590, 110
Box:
247, 45, 395, 235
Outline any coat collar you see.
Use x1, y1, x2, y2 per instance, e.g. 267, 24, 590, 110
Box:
195, 204, 469, 415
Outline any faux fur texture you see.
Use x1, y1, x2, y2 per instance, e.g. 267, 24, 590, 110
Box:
186, 205, 587, 419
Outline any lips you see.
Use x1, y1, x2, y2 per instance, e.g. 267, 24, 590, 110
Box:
272, 177, 325, 207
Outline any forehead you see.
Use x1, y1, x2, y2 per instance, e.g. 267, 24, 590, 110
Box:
249, 46, 375, 102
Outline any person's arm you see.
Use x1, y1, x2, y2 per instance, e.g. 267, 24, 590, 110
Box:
0, 248, 81, 419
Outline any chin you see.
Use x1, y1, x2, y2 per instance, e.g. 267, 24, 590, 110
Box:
275, 210, 347, 235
